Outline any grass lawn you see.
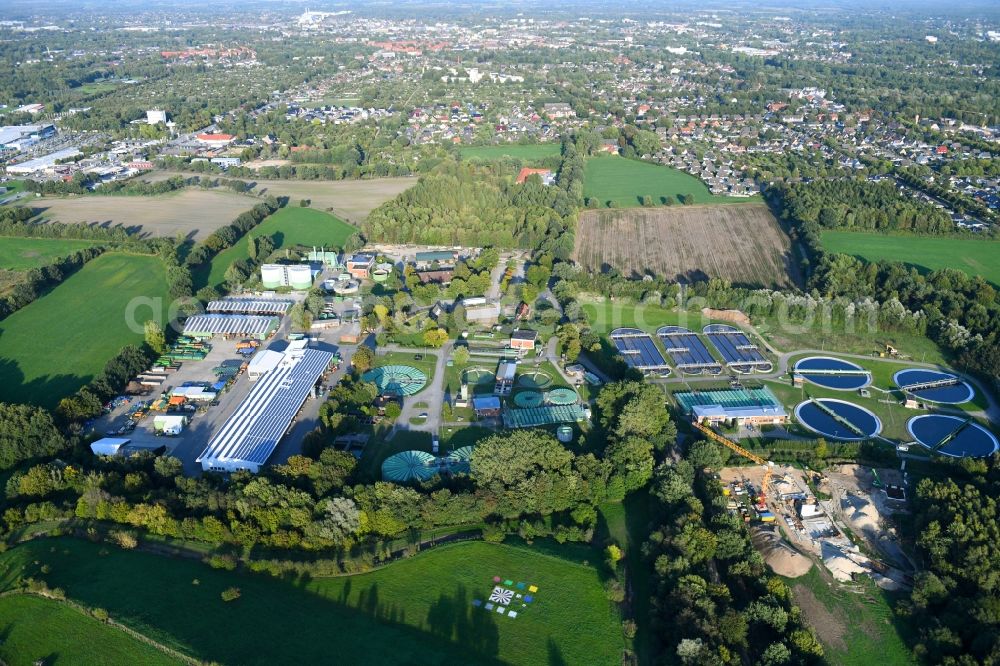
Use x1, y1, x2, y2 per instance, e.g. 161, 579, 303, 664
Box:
195, 206, 356, 290
581, 298, 718, 336
582, 156, 754, 208
374, 350, 438, 385
821, 231, 1000, 287
77, 81, 120, 95
0, 537, 621, 666
0, 236, 100, 271
0, 594, 181, 666
1, 179, 27, 196
459, 144, 561, 162
786, 567, 913, 666
0, 253, 167, 408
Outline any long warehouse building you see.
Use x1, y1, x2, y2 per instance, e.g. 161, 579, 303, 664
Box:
206, 299, 292, 315
197, 343, 333, 473
182, 314, 279, 340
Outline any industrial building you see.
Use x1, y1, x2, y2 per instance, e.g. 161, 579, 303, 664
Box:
414, 250, 457, 270
7, 147, 82, 175
0, 123, 55, 151
197, 342, 333, 473
494, 360, 517, 395
260, 264, 314, 290
182, 314, 279, 340
206, 299, 292, 315
346, 253, 376, 280
674, 387, 788, 426
509, 329, 538, 354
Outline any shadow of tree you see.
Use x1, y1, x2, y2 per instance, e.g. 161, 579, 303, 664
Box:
425, 583, 500, 657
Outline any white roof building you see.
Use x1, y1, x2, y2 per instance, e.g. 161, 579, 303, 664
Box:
90, 438, 130, 456
197, 346, 332, 473
247, 349, 283, 380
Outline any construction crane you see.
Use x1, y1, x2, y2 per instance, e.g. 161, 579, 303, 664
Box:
692, 421, 773, 496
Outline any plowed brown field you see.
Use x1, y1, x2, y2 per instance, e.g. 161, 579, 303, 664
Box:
574, 204, 799, 288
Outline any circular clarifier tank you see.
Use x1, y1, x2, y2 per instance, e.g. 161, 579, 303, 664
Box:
795, 398, 881, 441
794, 356, 871, 391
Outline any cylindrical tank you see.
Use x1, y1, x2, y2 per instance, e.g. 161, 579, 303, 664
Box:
557, 426, 573, 443
372, 269, 389, 283
260, 264, 284, 289
286, 264, 313, 290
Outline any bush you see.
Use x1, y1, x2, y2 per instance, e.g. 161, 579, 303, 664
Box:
482, 523, 506, 543
206, 553, 238, 570
109, 530, 138, 550
221, 586, 241, 602
92, 607, 109, 622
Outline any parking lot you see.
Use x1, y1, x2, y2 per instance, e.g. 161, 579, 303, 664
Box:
93, 337, 260, 473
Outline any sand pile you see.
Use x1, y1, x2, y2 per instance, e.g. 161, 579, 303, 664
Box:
751, 526, 812, 577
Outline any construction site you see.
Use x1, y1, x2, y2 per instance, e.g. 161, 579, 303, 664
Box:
697, 423, 913, 590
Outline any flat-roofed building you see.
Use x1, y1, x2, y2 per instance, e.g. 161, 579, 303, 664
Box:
197, 344, 332, 473
509, 329, 538, 354
346, 253, 376, 280
414, 250, 457, 270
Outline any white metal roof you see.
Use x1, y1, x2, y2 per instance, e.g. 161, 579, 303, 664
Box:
90, 438, 130, 455
206, 299, 292, 315
182, 314, 278, 337
197, 348, 332, 471
247, 349, 283, 375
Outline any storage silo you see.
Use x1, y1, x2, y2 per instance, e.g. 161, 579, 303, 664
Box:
286, 264, 313, 290
260, 264, 285, 289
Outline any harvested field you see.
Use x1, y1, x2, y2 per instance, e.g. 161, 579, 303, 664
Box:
23, 189, 259, 240
574, 204, 799, 288
143, 171, 415, 224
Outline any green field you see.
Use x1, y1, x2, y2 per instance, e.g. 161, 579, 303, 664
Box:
582, 156, 754, 208
459, 144, 562, 162
821, 231, 1000, 286
0, 253, 167, 408
0, 537, 621, 666
0, 237, 100, 271
581, 299, 718, 336
196, 206, 356, 290
786, 567, 913, 666
0, 594, 181, 666
1, 179, 27, 196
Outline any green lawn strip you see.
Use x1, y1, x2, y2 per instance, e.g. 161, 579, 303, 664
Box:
0, 237, 101, 271
582, 156, 755, 208
0, 252, 168, 408
0, 179, 27, 196
195, 206, 356, 290
374, 350, 438, 386
459, 144, 561, 162
820, 230, 1000, 287
784, 567, 914, 666
0, 593, 181, 666
0, 537, 621, 666
580, 298, 718, 336
440, 425, 494, 449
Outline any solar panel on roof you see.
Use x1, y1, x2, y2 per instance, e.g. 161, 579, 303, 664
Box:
197, 348, 332, 471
